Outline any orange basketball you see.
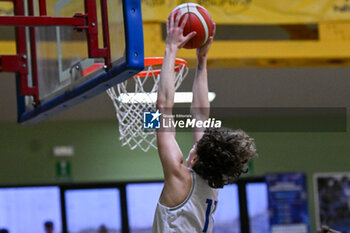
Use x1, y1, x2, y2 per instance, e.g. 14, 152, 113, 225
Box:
171, 3, 215, 49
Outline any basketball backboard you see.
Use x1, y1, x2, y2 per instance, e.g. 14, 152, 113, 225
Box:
0, 0, 144, 124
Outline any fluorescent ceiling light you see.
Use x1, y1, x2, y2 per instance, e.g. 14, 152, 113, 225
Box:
117, 92, 216, 104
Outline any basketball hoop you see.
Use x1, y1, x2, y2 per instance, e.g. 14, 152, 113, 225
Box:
106, 57, 189, 152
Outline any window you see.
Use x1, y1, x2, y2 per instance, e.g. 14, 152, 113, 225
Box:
0, 186, 61, 233
126, 183, 163, 233
65, 188, 121, 233
213, 184, 241, 233
246, 183, 269, 233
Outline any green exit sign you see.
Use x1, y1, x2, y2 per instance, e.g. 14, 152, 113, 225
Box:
56, 160, 71, 180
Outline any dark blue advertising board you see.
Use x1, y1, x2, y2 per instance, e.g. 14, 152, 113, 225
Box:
266, 172, 310, 233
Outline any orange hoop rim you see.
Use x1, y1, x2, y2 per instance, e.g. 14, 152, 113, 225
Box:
134, 57, 188, 78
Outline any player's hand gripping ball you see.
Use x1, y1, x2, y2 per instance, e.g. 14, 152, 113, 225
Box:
171, 3, 215, 49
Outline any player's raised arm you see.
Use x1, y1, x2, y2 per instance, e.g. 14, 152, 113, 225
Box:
156, 13, 196, 177
191, 23, 216, 143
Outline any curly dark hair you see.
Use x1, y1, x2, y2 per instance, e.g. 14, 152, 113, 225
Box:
192, 127, 258, 188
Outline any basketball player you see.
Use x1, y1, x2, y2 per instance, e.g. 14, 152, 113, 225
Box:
152, 12, 257, 233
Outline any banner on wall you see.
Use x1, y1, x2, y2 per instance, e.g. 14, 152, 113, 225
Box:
314, 173, 350, 233
1, 1, 350, 23
266, 173, 310, 233
141, 0, 350, 24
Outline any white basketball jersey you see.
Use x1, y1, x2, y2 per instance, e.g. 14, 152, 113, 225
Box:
152, 170, 219, 233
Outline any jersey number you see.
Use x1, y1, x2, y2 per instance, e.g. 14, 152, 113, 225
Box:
203, 198, 218, 233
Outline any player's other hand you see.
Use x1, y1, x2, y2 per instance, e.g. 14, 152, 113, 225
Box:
166, 12, 197, 52
197, 23, 216, 59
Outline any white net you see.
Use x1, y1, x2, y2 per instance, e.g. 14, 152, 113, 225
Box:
106, 58, 189, 152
